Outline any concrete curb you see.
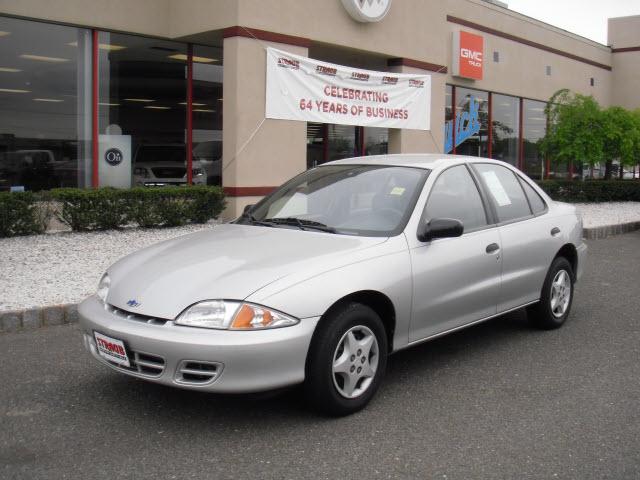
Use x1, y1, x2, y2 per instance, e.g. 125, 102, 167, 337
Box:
583, 221, 640, 239
1, 304, 78, 333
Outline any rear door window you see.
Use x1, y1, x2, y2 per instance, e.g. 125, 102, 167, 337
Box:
474, 164, 532, 223
519, 178, 547, 215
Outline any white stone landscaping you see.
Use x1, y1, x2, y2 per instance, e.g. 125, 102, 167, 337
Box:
1, 202, 640, 313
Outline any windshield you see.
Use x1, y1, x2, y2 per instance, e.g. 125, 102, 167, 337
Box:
242, 164, 429, 237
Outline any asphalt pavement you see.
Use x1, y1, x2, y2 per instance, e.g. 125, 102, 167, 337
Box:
1, 231, 639, 480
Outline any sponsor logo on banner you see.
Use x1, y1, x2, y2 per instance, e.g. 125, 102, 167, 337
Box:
452, 31, 484, 80
265, 47, 430, 130
341, 0, 393, 22
351, 72, 370, 82
316, 65, 337, 76
277, 57, 299, 69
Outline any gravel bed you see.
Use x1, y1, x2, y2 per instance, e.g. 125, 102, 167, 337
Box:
2, 202, 640, 312
574, 202, 640, 228
0, 224, 214, 312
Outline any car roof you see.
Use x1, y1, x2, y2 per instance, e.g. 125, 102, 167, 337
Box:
323, 154, 512, 171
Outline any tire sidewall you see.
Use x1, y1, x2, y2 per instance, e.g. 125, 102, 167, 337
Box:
306, 303, 388, 415
540, 257, 574, 327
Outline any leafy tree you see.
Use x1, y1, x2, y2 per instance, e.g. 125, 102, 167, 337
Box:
540, 91, 604, 178
601, 106, 640, 179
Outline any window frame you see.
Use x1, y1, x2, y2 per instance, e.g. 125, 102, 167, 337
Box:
418, 163, 496, 238
515, 173, 549, 217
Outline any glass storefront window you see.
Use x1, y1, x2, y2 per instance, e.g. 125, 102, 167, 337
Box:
328, 124, 357, 162
363, 127, 388, 156
192, 45, 223, 185
454, 88, 489, 157
0, 16, 91, 191
98, 32, 188, 188
491, 93, 520, 166
522, 99, 546, 180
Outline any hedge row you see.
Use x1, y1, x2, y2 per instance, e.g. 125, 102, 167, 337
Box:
0, 186, 226, 237
537, 180, 640, 203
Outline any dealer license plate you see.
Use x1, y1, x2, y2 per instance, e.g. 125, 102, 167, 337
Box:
94, 332, 130, 367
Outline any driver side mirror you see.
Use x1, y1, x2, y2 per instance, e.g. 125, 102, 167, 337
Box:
243, 204, 254, 215
417, 218, 464, 242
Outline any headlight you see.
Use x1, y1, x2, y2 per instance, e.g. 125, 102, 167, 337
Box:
134, 167, 149, 178
192, 168, 204, 177
175, 300, 299, 330
97, 273, 110, 303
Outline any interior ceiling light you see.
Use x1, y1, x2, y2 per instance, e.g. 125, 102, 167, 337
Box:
0, 67, 21, 72
144, 106, 170, 110
0, 88, 30, 93
193, 108, 215, 113
168, 54, 218, 63
124, 98, 155, 102
179, 102, 206, 106
0, 31, 10, 37
20, 54, 69, 63
67, 41, 126, 51
33, 98, 64, 102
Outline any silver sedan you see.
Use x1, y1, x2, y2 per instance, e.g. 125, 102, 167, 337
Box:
79, 154, 587, 415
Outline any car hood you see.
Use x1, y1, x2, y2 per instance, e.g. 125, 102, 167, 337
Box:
106, 223, 387, 319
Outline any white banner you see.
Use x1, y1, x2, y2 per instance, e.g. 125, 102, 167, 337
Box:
265, 48, 431, 130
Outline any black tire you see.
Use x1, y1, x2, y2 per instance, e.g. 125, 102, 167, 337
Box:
304, 302, 388, 416
527, 256, 574, 330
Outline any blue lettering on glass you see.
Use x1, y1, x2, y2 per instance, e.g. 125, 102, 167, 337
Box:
444, 95, 481, 153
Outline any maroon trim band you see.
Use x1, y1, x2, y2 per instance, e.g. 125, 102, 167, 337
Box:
222, 26, 311, 48
612, 46, 640, 53
387, 57, 448, 74
186, 44, 193, 185
224, 186, 278, 197
446, 15, 612, 71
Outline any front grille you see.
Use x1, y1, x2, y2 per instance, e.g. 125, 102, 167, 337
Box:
175, 360, 223, 385
112, 350, 165, 377
151, 167, 186, 178
105, 304, 167, 326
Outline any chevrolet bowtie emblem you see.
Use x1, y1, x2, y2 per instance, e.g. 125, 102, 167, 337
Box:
126, 299, 141, 308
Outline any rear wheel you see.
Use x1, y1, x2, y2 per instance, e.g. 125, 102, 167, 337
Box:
304, 303, 387, 416
527, 257, 574, 329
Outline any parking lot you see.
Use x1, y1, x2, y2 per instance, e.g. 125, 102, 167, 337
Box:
1, 231, 639, 480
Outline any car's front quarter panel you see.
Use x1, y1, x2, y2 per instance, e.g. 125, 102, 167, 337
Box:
246, 234, 413, 351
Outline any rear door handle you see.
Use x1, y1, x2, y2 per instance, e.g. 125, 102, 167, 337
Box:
551, 227, 561, 236
486, 243, 500, 254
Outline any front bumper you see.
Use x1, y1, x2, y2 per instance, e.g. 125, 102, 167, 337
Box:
78, 295, 319, 393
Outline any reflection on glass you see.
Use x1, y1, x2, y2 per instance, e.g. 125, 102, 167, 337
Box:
306, 122, 325, 169
522, 99, 546, 180
455, 87, 488, 157
98, 32, 189, 187
363, 127, 388, 156
192, 45, 223, 185
491, 93, 519, 166
327, 124, 356, 161
0, 16, 91, 191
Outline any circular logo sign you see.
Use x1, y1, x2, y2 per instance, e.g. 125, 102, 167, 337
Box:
104, 148, 123, 166
341, 0, 392, 22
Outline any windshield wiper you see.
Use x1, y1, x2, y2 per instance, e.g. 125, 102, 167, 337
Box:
265, 217, 337, 233
238, 211, 275, 227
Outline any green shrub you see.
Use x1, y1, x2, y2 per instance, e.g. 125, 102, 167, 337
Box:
0, 191, 51, 237
50, 186, 225, 231
537, 180, 640, 203
51, 188, 128, 231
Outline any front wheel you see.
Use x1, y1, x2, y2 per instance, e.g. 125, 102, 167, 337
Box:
304, 303, 387, 416
527, 257, 574, 329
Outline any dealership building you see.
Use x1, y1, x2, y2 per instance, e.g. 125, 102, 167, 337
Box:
0, 0, 638, 217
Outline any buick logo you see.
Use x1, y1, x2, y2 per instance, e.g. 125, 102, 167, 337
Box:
104, 148, 123, 166
341, 0, 392, 23
126, 299, 141, 308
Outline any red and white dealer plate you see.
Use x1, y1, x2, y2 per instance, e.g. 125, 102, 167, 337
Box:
94, 331, 130, 367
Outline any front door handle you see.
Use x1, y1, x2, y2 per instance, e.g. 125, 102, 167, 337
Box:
551, 227, 561, 236
486, 243, 500, 254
